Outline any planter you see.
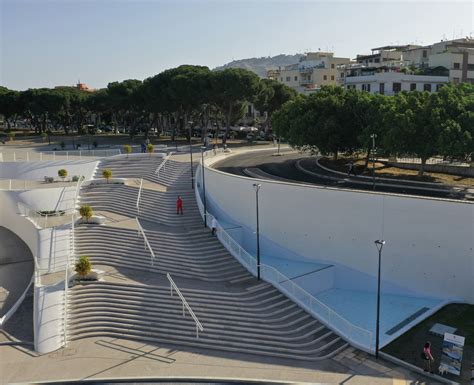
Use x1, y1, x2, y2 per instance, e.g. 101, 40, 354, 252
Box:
90, 178, 126, 185
81, 215, 106, 225
70, 269, 105, 284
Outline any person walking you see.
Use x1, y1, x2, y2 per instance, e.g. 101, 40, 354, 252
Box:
211, 217, 218, 236
176, 196, 183, 215
422, 341, 435, 373
346, 160, 356, 177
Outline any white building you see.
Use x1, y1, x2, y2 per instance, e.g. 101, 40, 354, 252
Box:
343, 71, 448, 95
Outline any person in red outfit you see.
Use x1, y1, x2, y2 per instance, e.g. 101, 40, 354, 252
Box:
176, 196, 183, 215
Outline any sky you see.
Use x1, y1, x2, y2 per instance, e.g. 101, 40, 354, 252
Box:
1, 0, 473, 90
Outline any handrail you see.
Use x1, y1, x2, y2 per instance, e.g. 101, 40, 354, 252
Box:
155, 152, 172, 177
194, 156, 374, 352
0, 149, 122, 162
135, 217, 156, 265
166, 273, 204, 338
136, 178, 143, 213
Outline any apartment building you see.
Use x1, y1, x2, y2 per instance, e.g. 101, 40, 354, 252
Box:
355, 45, 418, 67
403, 38, 474, 84
343, 70, 448, 95
267, 52, 351, 93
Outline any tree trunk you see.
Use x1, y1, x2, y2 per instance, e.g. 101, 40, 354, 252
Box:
363, 147, 371, 172
418, 157, 427, 176
224, 103, 232, 144
333, 150, 338, 161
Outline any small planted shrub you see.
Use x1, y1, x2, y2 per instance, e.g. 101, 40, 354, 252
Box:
58, 169, 68, 181
123, 144, 132, 158
79, 205, 93, 223
75, 255, 92, 279
72, 175, 80, 182
102, 168, 112, 183
7, 132, 15, 141
41, 132, 48, 142
146, 143, 154, 156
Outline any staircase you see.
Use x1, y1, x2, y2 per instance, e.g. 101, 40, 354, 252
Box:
68, 153, 349, 361
68, 281, 347, 360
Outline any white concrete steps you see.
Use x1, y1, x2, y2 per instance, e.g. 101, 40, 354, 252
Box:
67, 282, 347, 361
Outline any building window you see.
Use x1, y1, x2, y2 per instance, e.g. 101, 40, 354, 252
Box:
286, 76, 291, 82
468, 64, 474, 71
374, 58, 380, 63
331, 75, 335, 81
294, 76, 298, 81
367, 84, 371, 92
393, 82, 402, 93
331, 63, 335, 69
410, 83, 416, 91
453, 63, 461, 70
436, 84, 444, 91
379, 83, 385, 95
362, 84, 366, 91
280, 77, 283, 81
452, 77, 460, 84
323, 75, 327, 80
340, 72, 345, 78
424, 84, 432, 92
422, 50, 427, 58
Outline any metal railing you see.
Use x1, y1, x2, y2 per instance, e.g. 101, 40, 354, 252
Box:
166, 273, 204, 338
136, 178, 143, 214
194, 155, 374, 352
135, 217, 156, 266
0, 149, 121, 162
154, 153, 172, 178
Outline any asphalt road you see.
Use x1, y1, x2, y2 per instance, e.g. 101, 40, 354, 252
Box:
214, 150, 472, 201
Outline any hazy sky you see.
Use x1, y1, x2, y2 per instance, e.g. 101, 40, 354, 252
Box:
1, 0, 473, 90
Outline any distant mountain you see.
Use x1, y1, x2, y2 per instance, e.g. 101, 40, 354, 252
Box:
214, 54, 304, 78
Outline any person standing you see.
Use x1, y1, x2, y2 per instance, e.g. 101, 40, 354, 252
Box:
211, 217, 218, 236
347, 160, 356, 176
176, 196, 183, 215
422, 341, 435, 373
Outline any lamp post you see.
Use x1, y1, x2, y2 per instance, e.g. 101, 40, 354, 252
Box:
374, 239, 385, 359
370, 133, 377, 191
253, 183, 261, 280
201, 146, 207, 228
189, 121, 194, 190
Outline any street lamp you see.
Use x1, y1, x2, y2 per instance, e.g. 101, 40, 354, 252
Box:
253, 183, 261, 280
189, 121, 194, 190
370, 133, 377, 191
374, 239, 385, 359
200, 146, 207, 228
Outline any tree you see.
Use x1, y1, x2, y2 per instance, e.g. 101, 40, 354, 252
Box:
75, 255, 92, 278
384, 91, 439, 175
254, 79, 297, 134
146, 143, 154, 156
58, 169, 68, 181
0, 88, 22, 130
123, 144, 132, 158
79, 205, 93, 223
102, 169, 112, 183
212, 68, 260, 141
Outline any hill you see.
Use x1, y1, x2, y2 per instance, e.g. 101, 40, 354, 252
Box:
214, 54, 303, 78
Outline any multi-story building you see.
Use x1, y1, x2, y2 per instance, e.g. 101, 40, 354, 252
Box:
267, 52, 351, 93
342, 69, 448, 95
354, 45, 418, 67
403, 38, 474, 84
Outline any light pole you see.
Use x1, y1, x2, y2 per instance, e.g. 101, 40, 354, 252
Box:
253, 183, 261, 280
370, 133, 377, 191
374, 239, 385, 359
201, 146, 207, 228
189, 121, 194, 190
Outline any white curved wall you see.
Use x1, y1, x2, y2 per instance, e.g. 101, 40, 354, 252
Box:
203, 164, 474, 304
0, 160, 98, 180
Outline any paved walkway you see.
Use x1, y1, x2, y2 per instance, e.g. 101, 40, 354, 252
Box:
1, 335, 434, 384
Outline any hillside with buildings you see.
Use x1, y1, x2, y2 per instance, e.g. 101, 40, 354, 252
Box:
214, 54, 303, 77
